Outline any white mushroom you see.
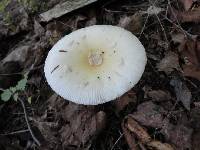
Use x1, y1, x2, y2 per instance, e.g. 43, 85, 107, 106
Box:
44, 25, 147, 105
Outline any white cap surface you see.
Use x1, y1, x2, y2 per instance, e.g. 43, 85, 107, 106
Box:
44, 25, 147, 105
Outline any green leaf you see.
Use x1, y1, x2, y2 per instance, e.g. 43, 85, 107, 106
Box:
13, 93, 18, 101
27, 97, 32, 104
9, 87, 17, 93
1, 89, 12, 102
16, 78, 27, 91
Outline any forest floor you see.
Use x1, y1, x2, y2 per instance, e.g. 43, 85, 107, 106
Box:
0, 0, 200, 150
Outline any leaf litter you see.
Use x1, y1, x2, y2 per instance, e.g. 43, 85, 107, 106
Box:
0, 0, 200, 149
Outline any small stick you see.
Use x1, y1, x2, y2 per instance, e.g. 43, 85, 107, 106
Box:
59, 50, 68, 52
0, 129, 29, 136
111, 133, 124, 150
18, 97, 41, 146
51, 65, 59, 74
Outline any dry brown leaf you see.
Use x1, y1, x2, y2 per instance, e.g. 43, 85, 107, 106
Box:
121, 120, 137, 150
147, 140, 174, 150
147, 90, 171, 102
170, 77, 192, 110
156, 52, 181, 74
118, 13, 143, 34
122, 115, 174, 150
131, 102, 167, 128
180, 37, 200, 80
169, 7, 200, 23
33, 94, 106, 149
178, 0, 194, 11
114, 92, 137, 112
131, 102, 193, 149
162, 124, 193, 150
126, 116, 151, 144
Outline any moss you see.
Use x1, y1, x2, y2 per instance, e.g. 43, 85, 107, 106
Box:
0, 0, 10, 12
18, 0, 47, 13
3, 12, 12, 24
18, 0, 40, 13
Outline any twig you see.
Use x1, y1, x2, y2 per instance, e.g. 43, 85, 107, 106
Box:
139, 13, 150, 39
163, 15, 193, 37
0, 129, 29, 136
18, 97, 41, 146
0, 64, 44, 76
111, 133, 124, 150
148, 0, 169, 47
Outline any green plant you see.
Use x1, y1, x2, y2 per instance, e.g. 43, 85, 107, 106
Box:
0, 72, 28, 102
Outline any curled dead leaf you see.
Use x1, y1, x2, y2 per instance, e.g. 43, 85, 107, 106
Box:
121, 120, 137, 150
126, 116, 151, 144
122, 114, 174, 150
147, 140, 174, 150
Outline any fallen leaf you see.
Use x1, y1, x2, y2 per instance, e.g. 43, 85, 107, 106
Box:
131, 101, 167, 128
126, 116, 151, 144
34, 19, 45, 36
156, 52, 181, 74
33, 94, 106, 149
118, 13, 143, 34
131, 101, 193, 149
178, 0, 194, 11
169, 7, 200, 23
170, 77, 192, 110
121, 120, 137, 150
171, 33, 186, 43
183, 65, 200, 80
180, 37, 200, 80
190, 108, 200, 150
147, 140, 174, 150
114, 92, 137, 112
122, 115, 174, 150
0, 89, 12, 102
162, 124, 193, 150
191, 130, 200, 150
147, 90, 171, 102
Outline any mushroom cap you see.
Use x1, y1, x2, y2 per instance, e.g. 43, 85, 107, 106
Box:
44, 25, 147, 105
